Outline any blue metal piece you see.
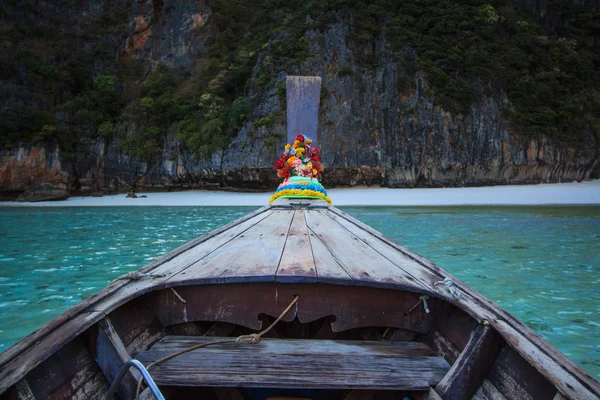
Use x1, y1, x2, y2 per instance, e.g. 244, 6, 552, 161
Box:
104, 359, 165, 400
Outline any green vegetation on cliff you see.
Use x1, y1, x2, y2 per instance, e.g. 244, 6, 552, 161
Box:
0, 0, 598, 161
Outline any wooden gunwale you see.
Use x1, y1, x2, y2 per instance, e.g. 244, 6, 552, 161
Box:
0, 200, 598, 399
326, 206, 600, 398
0, 205, 273, 393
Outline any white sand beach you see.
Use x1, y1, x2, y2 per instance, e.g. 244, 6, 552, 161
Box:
1, 180, 599, 207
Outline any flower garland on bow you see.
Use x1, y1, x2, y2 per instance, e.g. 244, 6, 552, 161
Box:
273, 135, 323, 179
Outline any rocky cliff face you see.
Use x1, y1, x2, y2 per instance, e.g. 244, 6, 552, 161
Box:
1, 0, 598, 201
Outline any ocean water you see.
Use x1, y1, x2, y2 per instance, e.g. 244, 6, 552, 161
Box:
0, 206, 598, 379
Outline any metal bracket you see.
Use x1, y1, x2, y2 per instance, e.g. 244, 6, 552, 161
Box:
104, 359, 165, 400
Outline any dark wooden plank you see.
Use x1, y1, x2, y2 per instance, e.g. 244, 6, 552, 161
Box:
471, 379, 508, 400
304, 210, 429, 291
1, 314, 104, 398
276, 211, 317, 282
487, 346, 557, 400
148, 283, 435, 334
420, 303, 478, 364
137, 337, 449, 390
68, 372, 109, 400
420, 330, 461, 366
0, 380, 35, 400
203, 322, 240, 337
286, 76, 321, 144
24, 337, 106, 399
435, 325, 504, 400
91, 317, 140, 400
152, 336, 438, 356
166, 210, 294, 284
107, 297, 164, 355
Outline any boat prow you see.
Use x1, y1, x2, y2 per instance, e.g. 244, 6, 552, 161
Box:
0, 198, 598, 400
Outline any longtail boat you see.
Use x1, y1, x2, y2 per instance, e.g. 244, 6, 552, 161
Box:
1, 77, 599, 400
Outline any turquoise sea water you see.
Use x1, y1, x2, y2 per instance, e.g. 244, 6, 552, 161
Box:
0, 206, 598, 379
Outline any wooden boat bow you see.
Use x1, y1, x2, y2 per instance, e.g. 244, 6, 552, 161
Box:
1, 75, 599, 399
0, 199, 598, 399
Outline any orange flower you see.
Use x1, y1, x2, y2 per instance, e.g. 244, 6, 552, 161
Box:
287, 156, 298, 164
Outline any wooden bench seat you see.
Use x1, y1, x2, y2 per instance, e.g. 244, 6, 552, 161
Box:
135, 336, 450, 390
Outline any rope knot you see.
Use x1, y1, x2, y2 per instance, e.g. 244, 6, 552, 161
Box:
235, 333, 261, 344
127, 271, 142, 280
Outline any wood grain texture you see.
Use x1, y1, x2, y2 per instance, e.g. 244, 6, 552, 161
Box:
0, 311, 103, 395
166, 210, 294, 284
471, 379, 508, 400
326, 210, 441, 288
92, 317, 140, 400
0, 206, 273, 394
326, 207, 600, 399
486, 346, 557, 400
25, 337, 107, 399
286, 76, 321, 144
148, 283, 435, 334
304, 210, 429, 291
306, 221, 353, 283
137, 337, 449, 390
2, 200, 599, 399
435, 325, 503, 400
276, 211, 317, 282
107, 296, 163, 356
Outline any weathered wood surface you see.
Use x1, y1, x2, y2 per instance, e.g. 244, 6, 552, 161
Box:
305, 210, 431, 291
136, 336, 450, 390
286, 76, 321, 144
276, 211, 317, 282
2, 199, 600, 399
148, 283, 436, 334
22, 337, 108, 399
325, 205, 600, 399
91, 317, 140, 399
471, 379, 508, 400
435, 325, 503, 400
0, 205, 272, 393
486, 346, 557, 400
166, 209, 293, 284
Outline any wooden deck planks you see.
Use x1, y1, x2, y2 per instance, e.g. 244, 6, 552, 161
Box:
166, 210, 295, 284
325, 210, 442, 287
304, 210, 430, 291
276, 211, 317, 282
136, 337, 450, 390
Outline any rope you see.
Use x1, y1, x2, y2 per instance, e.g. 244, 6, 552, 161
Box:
134, 295, 300, 399
434, 277, 461, 299
117, 271, 166, 281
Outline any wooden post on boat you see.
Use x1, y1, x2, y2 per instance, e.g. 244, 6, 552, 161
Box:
286, 76, 321, 145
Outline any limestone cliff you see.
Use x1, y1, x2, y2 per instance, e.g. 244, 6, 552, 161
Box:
0, 0, 598, 200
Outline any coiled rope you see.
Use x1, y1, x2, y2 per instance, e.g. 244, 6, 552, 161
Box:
434, 277, 461, 299
134, 295, 301, 399
117, 271, 166, 281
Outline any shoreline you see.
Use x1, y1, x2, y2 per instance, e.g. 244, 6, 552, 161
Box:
1, 180, 599, 207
